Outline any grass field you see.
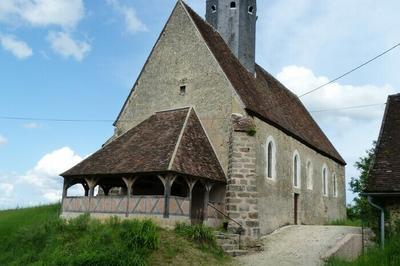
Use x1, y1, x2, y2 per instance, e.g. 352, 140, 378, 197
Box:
0, 204, 231, 266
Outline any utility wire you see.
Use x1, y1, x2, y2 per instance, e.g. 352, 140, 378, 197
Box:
0, 103, 387, 123
310, 103, 386, 113
0, 115, 114, 123
299, 42, 400, 98
1, 43, 397, 124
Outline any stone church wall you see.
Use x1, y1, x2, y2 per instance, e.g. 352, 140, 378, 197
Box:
113, 3, 240, 172
226, 114, 260, 238
253, 117, 346, 235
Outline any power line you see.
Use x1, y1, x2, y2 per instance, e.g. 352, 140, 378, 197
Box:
299, 42, 400, 98
1, 43, 397, 124
0, 115, 114, 123
0, 102, 388, 123
310, 103, 386, 113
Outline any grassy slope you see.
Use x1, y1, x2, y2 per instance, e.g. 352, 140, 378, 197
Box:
0, 205, 232, 266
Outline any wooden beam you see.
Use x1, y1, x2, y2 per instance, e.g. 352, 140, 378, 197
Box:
162, 175, 175, 218
122, 177, 137, 218
203, 182, 214, 224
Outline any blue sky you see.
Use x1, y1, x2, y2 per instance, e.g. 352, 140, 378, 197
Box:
0, 0, 399, 209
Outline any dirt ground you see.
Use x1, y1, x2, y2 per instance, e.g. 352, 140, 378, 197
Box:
237, 225, 362, 266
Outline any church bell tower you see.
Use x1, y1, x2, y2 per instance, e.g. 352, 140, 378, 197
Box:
205, 0, 257, 74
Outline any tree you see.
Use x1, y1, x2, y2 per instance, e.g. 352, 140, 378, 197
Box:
348, 142, 376, 222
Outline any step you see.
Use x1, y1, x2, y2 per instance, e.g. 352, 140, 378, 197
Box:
226, 250, 249, 257
221, 244, 238, 251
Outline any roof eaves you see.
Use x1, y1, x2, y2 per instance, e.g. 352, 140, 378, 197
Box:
247, 108, 346, 166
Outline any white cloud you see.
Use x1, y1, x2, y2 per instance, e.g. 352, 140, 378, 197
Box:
0, 134, 7, 146
0, 34, 32, 59
23, 122, 40, 129
0, 0, 85, 29
19, 147, 83, 202
47, 31, 90, 61
276, 65, 396, 121
107, 0, 148, 34
0, 183, 13, 196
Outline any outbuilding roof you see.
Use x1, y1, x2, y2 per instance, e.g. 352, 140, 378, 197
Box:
62, 107, 226, 182
183, 2, 345, 165
366, 94, 400, 193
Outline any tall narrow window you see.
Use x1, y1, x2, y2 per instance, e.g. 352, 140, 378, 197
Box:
293, 151, 301, 188
267, 142, 273, 178
333, 173, 337, 197
265, 136, 276, 180
322, 166, 328, 196
306, 160, 313, 190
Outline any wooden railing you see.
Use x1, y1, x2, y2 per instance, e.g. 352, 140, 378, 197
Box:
62, 196, 190, 217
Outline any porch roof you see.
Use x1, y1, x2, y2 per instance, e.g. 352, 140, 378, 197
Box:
61, 107, 226, 183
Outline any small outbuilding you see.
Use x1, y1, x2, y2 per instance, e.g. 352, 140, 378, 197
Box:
364, 93, 400, 240
61, 107, 226, 227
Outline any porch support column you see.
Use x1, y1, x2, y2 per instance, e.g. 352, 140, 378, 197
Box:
61, 178, 69, 213
186, 178, 197, 221
203, 182, 214, 224
85, 177, 98, 213
100, 185, 111, 196
122, 177, 137, 218
162, 174, 176, 218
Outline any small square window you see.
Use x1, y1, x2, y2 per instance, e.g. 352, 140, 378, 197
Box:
180, 85, 186, 95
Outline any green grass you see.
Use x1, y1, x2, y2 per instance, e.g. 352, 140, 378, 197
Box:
327, 219, 362, 227
326, 236, 400, 266
0, 204, 231, 266
174, 222, 226, 258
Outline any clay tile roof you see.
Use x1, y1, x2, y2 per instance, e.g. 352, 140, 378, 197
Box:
62, 107, 226, 182
183, 2, 345, 165
366, 94, 400, 193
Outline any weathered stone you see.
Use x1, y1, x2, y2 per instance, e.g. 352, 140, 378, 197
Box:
249, 212, 258, 219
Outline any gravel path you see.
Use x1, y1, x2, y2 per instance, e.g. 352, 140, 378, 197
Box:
237, 225, 361, 266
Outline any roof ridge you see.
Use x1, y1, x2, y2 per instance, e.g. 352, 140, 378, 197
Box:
168, 107, 192, 170
183, 4, 345, 165
155, 106, 191, 114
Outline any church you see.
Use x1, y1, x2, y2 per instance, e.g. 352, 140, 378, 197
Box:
60, 0, 346, 239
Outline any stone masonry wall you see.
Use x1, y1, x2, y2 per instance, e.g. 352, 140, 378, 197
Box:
386, 199, 400, 233
226, 114, 260, 239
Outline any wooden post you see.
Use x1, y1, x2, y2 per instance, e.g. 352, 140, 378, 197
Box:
61, 178, 69, 213
186, 178, 197, 222
85, 177, 98, 214
203, 182, 214, 224
162, 175, 176, 218
122, 177, 137, 218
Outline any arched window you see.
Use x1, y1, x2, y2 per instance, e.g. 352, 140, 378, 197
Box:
230, 2, 236, 8
211, 5, 217, 12
333, 173, 338, 197
265, 136, 276, 180
293, 151, 301, 188
306, 160, 313, 190
322, 165, 328, 196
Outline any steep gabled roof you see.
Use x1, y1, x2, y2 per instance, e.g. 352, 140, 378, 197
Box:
366, 94, 400, 193
62, 107, 226, 182
183, 2, 345, 165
